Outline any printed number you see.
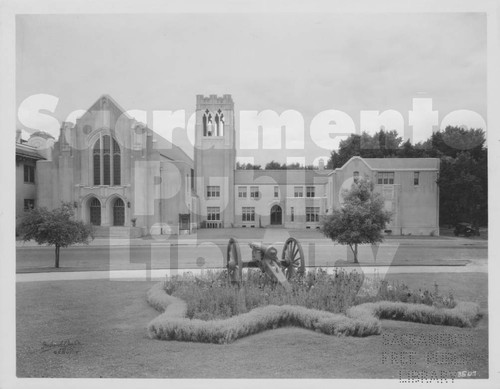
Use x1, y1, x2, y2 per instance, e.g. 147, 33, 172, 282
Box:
457, 371, 476, 378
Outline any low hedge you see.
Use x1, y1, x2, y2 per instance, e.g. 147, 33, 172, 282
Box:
348, 300, 480, 328
146, 282, 481, 344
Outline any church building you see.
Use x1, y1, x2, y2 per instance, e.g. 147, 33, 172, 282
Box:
16, 94, 440, 237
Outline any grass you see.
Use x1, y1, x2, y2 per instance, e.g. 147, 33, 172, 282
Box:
16, 273, 488, 378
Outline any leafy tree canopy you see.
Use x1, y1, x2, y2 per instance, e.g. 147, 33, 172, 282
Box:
321, 178, 392, 263
20, 203, 94, 267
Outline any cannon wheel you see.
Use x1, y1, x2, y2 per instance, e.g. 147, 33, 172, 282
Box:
281, 237, 305, 279
227, 238, 243, 285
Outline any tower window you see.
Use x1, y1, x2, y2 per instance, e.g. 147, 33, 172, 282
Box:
215, 109, 224, 136
203, 109, 214, 136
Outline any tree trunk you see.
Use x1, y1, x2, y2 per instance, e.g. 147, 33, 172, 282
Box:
353, 243, 359, 263
55, 245, 60, 268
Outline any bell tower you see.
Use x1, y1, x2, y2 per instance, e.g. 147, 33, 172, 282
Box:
194, 94, 236, 228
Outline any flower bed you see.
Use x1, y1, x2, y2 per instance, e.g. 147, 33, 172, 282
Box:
163, 269, 457, 321
146, 270, 481, 344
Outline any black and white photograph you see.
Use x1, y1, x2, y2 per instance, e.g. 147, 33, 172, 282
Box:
1, 0, 499, 387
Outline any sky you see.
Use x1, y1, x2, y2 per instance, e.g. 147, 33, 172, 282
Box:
16, 13, 487, 165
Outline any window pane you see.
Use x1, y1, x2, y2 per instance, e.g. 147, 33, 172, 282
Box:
93, 154, 100, 185
113, 154, 120, 185
103, 154, 110, 185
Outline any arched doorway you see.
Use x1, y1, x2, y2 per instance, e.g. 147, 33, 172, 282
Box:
270, 204, 282, 225
113, 198, 125, 226
89, 197, 101, 226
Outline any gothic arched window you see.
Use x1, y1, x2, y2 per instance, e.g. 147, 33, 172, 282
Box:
203, 109, 213, 137
93, 139, 101, 185
93, 135, 121, 186
215, 109, 224, 136
112, 138, 121, 185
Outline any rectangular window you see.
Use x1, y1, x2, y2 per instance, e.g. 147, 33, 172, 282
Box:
306, 207, 320, 222
353, 171, 359, 182
377, 172, 395, 185
274, 186, 279, 198
24, 199, 35, 211
306, 186, 315, 198
250, 186, 259, 199
290, 207, 294, 222
190, 169, 195, 190
414, 171, 420, 186
242, 207, 255, 222
24, 165, 35, 183
206, 186, 220, 198
238, 186, 247, 198
294, 186, 303, 197
207, 207, 220, 221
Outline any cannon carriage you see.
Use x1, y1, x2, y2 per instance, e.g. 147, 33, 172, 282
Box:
226, 237, 306, 290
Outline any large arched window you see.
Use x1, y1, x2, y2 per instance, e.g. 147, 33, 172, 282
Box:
112, 138, 121, 185
93, 139, 100, 185
93, 135, 121, 186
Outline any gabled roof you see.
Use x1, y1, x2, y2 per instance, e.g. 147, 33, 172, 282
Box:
77, 94, 133, 122
332, 156, 440, 172
362, 158, 440, 170
78, 95, 193, 166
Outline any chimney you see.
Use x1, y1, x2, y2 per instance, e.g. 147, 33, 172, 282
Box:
16, 129, 22, 143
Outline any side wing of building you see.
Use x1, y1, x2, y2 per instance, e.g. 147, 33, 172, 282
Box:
327, 156, 440, 236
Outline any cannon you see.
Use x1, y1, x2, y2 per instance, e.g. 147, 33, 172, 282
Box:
226, 237, 305, 290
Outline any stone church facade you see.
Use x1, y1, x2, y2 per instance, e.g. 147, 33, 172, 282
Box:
16, 94, 440, 237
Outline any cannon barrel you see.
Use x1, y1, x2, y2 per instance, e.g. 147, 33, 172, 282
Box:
248, 242, 278, 261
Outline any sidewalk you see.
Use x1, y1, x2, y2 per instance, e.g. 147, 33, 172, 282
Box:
15, 225, 489, 248
16, 262, 488, 282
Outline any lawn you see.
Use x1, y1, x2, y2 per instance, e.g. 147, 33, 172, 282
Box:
16, 273, 488, 379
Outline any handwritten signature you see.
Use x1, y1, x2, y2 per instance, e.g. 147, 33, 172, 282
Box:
41, 339, 82, 354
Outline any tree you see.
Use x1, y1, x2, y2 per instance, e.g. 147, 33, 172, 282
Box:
19, 203, 94, 268
320, 178, 392, 263
265, 160, 282, 169
437, 152, 486, 226
236, 161, 262, 170
327, 129, 404, 168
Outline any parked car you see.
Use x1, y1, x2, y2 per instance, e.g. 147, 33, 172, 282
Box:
454, 222, 480, 237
